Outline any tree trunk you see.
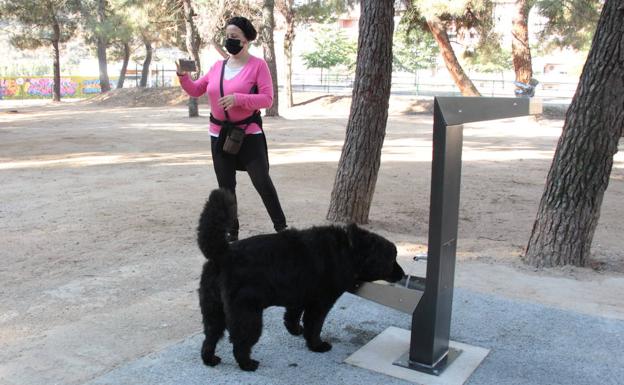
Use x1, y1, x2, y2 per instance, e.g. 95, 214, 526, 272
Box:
426, 17, 480, 96
96, 0, 111, 93
262, 0, 280, 117
117, 42, 130, 89
326, 0, 394, 223
524, 0, 624, 267
511, 0, 533, 89
209, 0, 228, 59
281, 0, 295, 108
51, 20, 61, 102
181, 0, 202, 117
140, 39, 152, 88
96, 39, 111, 92
212, 39, 228, 58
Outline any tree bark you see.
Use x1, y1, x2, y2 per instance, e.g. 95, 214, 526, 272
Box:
262, 0, 280, 117
426, 17, 480, 96
181, 0, 202, 117
326, 0, 394, 224
51, 18, 61, 102
140, 39, 152, 88
117, 42, 130, 89
212, 39, 228, 58
511, 0, 533, 88
96, 0, 111, 93
208, 0, 228, 59
524, 0, 624, 267
96, 39, 111, 92
280, 0, 295, 108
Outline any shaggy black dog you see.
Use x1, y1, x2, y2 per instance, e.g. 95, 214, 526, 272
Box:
197, 189, 405, 371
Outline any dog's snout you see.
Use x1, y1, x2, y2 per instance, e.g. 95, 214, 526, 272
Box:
388, 261, 405, 282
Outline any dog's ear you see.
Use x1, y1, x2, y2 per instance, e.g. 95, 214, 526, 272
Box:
346, 223, 362, 252
346, 223, 378, 266
346, 224, 368, 277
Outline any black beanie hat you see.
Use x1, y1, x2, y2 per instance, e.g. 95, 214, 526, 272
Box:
226, 16, 257, 42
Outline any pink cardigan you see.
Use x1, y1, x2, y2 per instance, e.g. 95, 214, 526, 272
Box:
179, 55, 273, 136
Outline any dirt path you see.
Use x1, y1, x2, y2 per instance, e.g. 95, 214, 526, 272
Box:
1, 96, 623, 385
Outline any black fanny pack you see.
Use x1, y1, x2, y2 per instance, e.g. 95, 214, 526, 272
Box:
222, 124, 245, 154
210, 112, 262, 155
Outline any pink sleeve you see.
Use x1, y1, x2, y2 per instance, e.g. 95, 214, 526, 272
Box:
233, 59, 273, 110
179, 72, 209, 98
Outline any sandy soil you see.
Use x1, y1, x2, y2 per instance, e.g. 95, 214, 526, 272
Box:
1, 91, 623, 385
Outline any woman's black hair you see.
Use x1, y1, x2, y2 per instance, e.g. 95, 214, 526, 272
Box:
226, 16, 257, 41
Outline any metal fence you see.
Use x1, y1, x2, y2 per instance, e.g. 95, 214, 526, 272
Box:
1, 68, 579, 102
291, 71, 578, 102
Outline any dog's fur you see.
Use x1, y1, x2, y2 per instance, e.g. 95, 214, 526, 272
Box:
197, 189, 405, 371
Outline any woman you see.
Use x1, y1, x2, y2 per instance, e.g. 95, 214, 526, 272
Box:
177, 16, 287, 241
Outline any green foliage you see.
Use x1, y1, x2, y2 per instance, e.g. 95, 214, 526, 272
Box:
411, 0, 494, 28
393, 20, 439, 73
148, 0, 189, 50
414, 0, 484, 19
93, 0, 182, 46
105, 5, 135, 61
463, 40, 512, 73
78, 1, 111, 42
194, 0, 262, 45
0, 30, 82, 76
10, 35, 47, 50
294, 0, 356, 24
78, 0, 137, 56
462, 19, 511, 74
535, 0, 602, 52
301, 27, 356, 71
403, 0, 498, 55
0, 0, 81, 49
2, 62, 52, 76
403, 0, 600, 54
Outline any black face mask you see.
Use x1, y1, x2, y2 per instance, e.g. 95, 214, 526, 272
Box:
225, 38, 244, 55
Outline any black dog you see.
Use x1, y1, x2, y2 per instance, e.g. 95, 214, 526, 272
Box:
197, 189, 405, 371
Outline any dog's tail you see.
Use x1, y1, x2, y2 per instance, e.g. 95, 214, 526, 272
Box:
197, 188, 236, 263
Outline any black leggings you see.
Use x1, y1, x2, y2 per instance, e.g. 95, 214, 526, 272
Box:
210, 134, 286, 232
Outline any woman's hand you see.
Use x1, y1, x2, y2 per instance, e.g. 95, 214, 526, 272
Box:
175, 60, 187, 76
218, 95, 236, 111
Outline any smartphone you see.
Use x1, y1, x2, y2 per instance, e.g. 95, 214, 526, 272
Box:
178, 59, 197, 72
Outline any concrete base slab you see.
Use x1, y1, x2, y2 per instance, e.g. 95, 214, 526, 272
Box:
345, 327, 489, 385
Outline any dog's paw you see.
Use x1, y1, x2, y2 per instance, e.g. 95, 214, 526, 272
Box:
284, 321, 303, 336
201, 341, 221, 366
308, 341, 332, 353
238, 358, 260, 371
201, 353, 222, 367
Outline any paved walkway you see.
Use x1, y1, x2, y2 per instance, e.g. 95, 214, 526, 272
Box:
85, 288, 623, 385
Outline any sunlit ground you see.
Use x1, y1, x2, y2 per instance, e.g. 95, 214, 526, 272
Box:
3, 106, 620, 170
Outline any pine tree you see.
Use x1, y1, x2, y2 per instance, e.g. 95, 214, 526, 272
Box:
510, 0, 601, 95
524, 0, 624, 267
276, 0, 356, 107
180, 0, 203, 117
0, 0, 81, 101
403, 0, 496, 96
326, 0, 394, 223
78, 0, 117, 92
262, 0, 279, 116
